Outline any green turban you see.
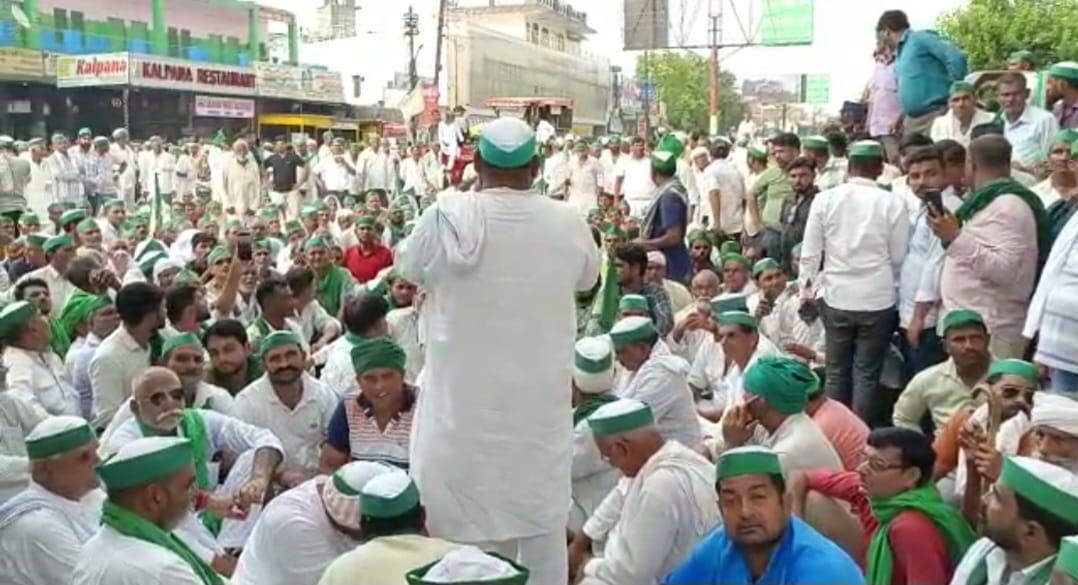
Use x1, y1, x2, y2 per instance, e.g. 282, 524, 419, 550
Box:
988, 359, 1040, 386
259, 331, 303, 359
719, 240, 741, 255
721, 253, 751, 270
351, 336, 407, 374
207, 245, 230, 266
305, 236, 329, 251
161, 332, 202, 359
743, 356, 819, 414
687, 229, 713, 246
355, 215, 377, 228
56, 291, 110, 340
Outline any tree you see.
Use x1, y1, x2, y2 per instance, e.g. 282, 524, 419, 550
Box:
938, 0, 1078, 71
634, 51, 745, 134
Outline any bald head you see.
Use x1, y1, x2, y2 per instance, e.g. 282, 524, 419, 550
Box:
135, 366, 182, 400
691, 269, 721, 300
132, 367, 186, 433
969, 135, 1012, 174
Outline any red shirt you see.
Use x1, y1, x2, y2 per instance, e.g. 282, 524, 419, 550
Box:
804, 470, 953, 585
343, 244, 394, 283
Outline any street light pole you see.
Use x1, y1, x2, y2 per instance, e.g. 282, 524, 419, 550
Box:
404, 6, 420, 91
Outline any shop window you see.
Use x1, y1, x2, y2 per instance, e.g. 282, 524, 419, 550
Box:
167, 27, 178, 57
556, 33, 565, 51
180, 29, 191, 56
53, 8, 66, 44
70, 11, 84, 34
107, 17, 125, 51
540, 27, 549, 48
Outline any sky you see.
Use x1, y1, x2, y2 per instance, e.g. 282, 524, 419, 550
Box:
258, 0, 968, 109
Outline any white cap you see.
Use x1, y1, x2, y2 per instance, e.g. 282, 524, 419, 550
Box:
646, 251, 665, 266
573, 336, 614, 394
322, 461, 394, 530
422, 546, 522, 583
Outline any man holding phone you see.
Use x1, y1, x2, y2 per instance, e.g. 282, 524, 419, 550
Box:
897, 145, 963, 377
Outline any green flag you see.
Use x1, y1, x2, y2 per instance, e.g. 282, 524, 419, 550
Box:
588, 251, 620, 334
149, 172, 163, 236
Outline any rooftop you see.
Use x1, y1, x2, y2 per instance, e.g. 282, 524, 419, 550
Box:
450, 0, 595, 37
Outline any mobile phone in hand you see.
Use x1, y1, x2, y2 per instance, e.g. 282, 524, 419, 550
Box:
923, 189, 945, 217
236, 230, 253, 261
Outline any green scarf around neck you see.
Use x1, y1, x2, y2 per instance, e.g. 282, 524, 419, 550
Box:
866, 484, 976, 585
572, 393, 618, 427
315, 265, 349, 317
963, 544, 1055, 585
48, 317, 72, 360
101, 501, 225, 585
955, 177, 1051, 268
138, 410, 219, 534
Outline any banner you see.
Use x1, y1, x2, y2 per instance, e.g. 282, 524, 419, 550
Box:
0, 48, 47, 81
56, 53, 130, 88
254, 62, 344, 103
129, 56, 255, 96
195, 95, 255, 119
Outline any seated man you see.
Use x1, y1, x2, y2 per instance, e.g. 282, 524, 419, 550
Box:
318, 470, 461, 585
806, 382, 869, 471
232, 461, 392, 585
663, 445, 865, 584
608, 316, 701, 449
790, 427, 975, 585
104, 367, 287, 565
746, 258, 824, 367
568, 399, 719, 585
570, 336, 621, 534
666, 269, 720, 361
1027, 393, 1078, 473
689, 306, 781, 421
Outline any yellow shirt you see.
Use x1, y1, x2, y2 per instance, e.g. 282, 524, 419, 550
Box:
318, 534, 460, 585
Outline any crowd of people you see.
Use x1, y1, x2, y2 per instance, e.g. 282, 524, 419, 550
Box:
2, 6, 1078, 585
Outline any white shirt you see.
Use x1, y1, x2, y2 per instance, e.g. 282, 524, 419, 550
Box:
543, 151, 570, 197
387, 307, 423, 384
438, 122, 463, 157
1003, 106, 1059, 168
571, 409, 620, 532
616, 340, 703, 449
930, 108, 997, 146
72, 524, 207, 585
799, 177, 910, 311
319, 335, 361, 400
314, 156, 355, 192
231, 478, 357, 585
16, 264, 76, 313
601, 152, 621, 194
537, 120, 557, 145
141, 150, 176, 194
397, 187, 599, 542
688, 335, 782, 415
109, 143, 138, 197
89, 326, 151, 428
749, 412, 844, 475
0, 392, 46, 503
701, 158, 746, 234
3, 346, 80, 416
45, 151, 82, 203
98, 382, 236, 449
0, 482, 104, 585
898, 188, 963, 329
949, 537, 1056, 585
567, 156, 603, 215
617, 156, 655, 218
233, 373, 337, 473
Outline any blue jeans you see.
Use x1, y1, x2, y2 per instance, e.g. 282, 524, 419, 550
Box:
899, 327, 947, 380
1051, 368, 1078, 399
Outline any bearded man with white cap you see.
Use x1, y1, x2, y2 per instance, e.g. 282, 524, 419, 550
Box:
570, 336, 621, 534
398, 115, 600, 585
949, 456, 1078, 585
0, 416, 104, 585
319, 470, 462, 585
1028, 392, 1078, 473
233, 461, 394, 585
567, 398, 718, 585
72, 436, 226, 585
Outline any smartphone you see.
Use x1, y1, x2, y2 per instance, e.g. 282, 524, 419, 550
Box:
923, 189, 945, 217
236, 231, 253, 261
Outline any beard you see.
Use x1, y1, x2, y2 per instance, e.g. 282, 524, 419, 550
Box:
268, 366, 303, 386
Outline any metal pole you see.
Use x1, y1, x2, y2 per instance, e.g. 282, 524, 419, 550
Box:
405, 6, 419, 91
709, 13, 718, 136
123, 88, 130, 130
432, 0, 448, 92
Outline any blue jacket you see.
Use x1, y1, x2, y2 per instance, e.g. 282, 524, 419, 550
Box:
662, 516, 866, 585
894, 29, 968, 118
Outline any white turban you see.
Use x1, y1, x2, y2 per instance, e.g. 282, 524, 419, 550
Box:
1032, 392, 1078, 437
321, 461, 394, 530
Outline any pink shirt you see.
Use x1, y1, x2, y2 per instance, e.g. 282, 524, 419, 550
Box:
811, 397, 869, 471
940, 194, 1038, 345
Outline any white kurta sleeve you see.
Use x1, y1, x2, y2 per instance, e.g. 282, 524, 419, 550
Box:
575, 221, 601, 292
203, 410, 284, 457
582, 481, 626, 541
580, 478, 683, 585
0, 453, 29, 495
7, 509, 85, 585
89, 351, 130, 426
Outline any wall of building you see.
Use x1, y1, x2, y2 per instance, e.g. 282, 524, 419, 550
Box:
447, 20, 610, 125
35, 0, 248, 39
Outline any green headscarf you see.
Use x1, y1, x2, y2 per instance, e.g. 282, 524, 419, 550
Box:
743, 356, 817, 414
57, 291, 110, 341
351, 336, 406, 374
955, 178, 1051, 270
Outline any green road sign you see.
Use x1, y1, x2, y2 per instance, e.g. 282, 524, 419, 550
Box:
760, 0, 814, 46
802, 74, 830, 105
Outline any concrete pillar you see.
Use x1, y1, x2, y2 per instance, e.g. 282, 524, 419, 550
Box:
248, 7, 261, 62
22, 0, 39, 49
287, 20, 298, 64
151, 0, 167, 55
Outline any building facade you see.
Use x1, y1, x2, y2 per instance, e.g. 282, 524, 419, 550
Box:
446, 0, 612, 133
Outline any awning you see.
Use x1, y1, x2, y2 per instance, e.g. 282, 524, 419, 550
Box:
257, 113, 334, 128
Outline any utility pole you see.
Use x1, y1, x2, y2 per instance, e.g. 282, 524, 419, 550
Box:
432, 0, 448, 92
641, 0, 657, 140
403, 6, 420, 91
708, 0, 722, 136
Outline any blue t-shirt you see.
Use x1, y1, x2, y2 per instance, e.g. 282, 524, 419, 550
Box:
648, 190, 690, 282
663, 516, 865, 585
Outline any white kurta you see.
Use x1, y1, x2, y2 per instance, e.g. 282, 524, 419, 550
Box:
319, 335, 361, 400
233, 374, 337, 473
387, 307, 423, 384
0, 482, 104, 585
109, 144, 138, 207
615, 340, 703, 449
398, 188, 600, 543
3, 346, 80, 417
570, 414, 620, 533
687, 335, 782, 416
98, 381, 236, 449
0, 392, 46, 503
580, 441, 719, 585
748, 413, 844, 475
72, 525, 208, 585
948, 537, 1056, 585
221, 157, 261, 216
232, 478, 358, 585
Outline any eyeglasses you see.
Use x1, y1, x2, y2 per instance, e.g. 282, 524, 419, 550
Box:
860, 457, 906, 473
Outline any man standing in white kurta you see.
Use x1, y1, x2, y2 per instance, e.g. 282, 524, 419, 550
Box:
398, 116, 600, 585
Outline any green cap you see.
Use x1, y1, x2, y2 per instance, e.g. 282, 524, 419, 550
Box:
24, 416, 96, 459
687, 229, 713, 246
801, 135, 828, 151
608, 316, 657, 348
716, 310, 758, 330
300, 205, 319, 219
207, 245, 230, 266
18, 213, 39, 226
999, 456, 1078, 524
478, 117, 537, 170
941, 309, 985, 334
719, 240, 741, 255
1055, 129, 1078, 147
746, 144, 768, 160
60, 209, 86, 226
717, 445, 783, 480
1049, 61, 1078, 81
949, 81, 976, 97
0, 301, 37, 339
848, 140, 884, 160
988, 359, 1040, 386
587, 398, 654, 438
161, 332, 202, 359
253, 240, 271, 252
305, 236, 330, 251
43, 233, 74, 255
259, 330, 303, 359
1009, 50, 1035, 65
743, 355, 818, 414
721, 253, 751, 270
1057, 536, 1078, 581
138, 250, 167, 275
618, 294, 649, 313
574, 336, 614, 376
25, 233, 46, 249
284, 219, 304, 235
77, 127, 92, 137
360, 471, 421, 519
752, 257, 781, 277
76, 217, 98, 234
96, 436, 194, 491
710, 295, 749, 316
650, 133, 685, 174
351, 336, 407, 374
355, 215, 377, 228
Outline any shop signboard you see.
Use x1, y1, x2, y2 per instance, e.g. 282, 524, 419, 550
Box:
129, 56, 256, 97
56, 52, 130, 88
195, 95, 255, 119
254, 62, 344, 104
0, 48, 47, 82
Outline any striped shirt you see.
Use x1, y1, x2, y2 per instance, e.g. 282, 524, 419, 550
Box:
325, 387, 416, 469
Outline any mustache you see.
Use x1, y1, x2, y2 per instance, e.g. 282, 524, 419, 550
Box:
269, 366, 301, 376
157, 408, 184, 423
